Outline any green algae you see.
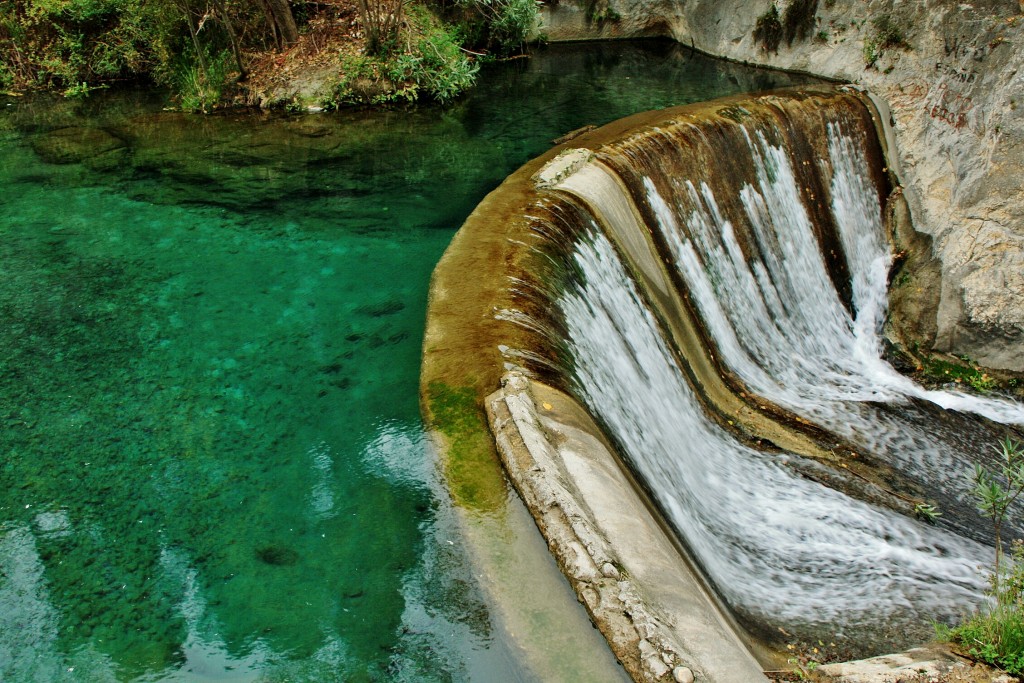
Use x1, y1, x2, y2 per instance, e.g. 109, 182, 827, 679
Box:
425, 382, 508, 513
0, 40, 821, 682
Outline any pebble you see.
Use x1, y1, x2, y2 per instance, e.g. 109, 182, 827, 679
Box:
673, 666, 694, 683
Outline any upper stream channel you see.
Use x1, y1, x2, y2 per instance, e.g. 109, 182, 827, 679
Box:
0, 41, 818, 682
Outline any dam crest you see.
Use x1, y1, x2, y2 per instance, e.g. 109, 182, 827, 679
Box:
422, 86, 1024, 681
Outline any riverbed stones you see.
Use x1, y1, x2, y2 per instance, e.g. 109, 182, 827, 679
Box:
673, 667, 695, 683
31, 126, 126, 167
816, 646, 1017, 682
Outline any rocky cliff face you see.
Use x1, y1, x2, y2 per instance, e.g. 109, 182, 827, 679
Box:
542, 0, 1024, 371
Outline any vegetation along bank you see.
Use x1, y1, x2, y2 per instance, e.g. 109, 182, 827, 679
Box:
0, 0, 538, 109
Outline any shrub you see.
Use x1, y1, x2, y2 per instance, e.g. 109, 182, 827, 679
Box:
948, 603, 1024, 674
359, 0, 405, 55
863, 14, 909, 67
0, 63, 13, 90
175, 48, 231, 112
447, 0, 539, 56
781, 0, 817, 46
973, 437, 1024, 592
753, 4, 783, 53
1, 0, 162, 90
0, 0, 271, 98
488, 0, 539, 51
944, 540, 1024, 674
330, 6, 478, 106
388, 11, 478, 101
943, 438, 1024, 674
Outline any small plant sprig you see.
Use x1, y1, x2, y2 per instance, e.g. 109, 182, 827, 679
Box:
753, 4, 783, 53
914, 502, 942, 523
943, 438, 1024, 674
972, 436, 1024, 599
863, 14, 909, 67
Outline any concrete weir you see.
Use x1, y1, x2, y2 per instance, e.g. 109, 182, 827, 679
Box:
486, 373, 764, 682
422, 85, 1024, 680
418, 92, 824, 681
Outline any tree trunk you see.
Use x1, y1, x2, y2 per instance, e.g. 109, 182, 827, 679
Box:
265, 0, 299, 48
257, 0, 282, 50
212, 0, 247, 79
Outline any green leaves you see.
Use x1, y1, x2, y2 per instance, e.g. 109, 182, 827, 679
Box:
973, 439, 1024, 504
913, 502, 942, 523
968, 437, 1024, 599
449, 0, 539, 56
3, 0, 164, 90
973, 438, 1024, 523
329, 6, 478, 107
753, 4, 783, 54
947, 438, 1024, 673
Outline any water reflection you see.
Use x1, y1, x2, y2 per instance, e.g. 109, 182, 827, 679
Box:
0, 40, 821, 681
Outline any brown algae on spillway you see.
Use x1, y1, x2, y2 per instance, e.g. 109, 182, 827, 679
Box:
423, 381, 507, 512
418, 91, 841, 681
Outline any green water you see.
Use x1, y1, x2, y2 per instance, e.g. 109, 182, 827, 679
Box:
0, 41, 816, 682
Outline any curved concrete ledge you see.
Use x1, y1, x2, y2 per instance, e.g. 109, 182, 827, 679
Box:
420, 92, 825, 681
420, 85, 1019, 681
538, 0, 1024, 372
487, 372, 765, 683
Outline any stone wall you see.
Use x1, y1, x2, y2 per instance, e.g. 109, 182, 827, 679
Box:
541, 0, 1024, 371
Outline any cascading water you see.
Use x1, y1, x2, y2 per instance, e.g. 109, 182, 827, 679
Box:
511, 90, 1024, 652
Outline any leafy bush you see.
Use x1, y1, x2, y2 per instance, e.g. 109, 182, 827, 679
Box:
973, 438, 1024, 589
2, 0, 504, 105
447, 0, 539, 56
948, 599, 1024, 675
781, 0, 817, 46
389, 12, 478, 101
0, 0, 269, 100
944, 539, 1024, 674
943, 439, 1024, 674
359, 0, 405, 55
486, 0, 538, 52
753, 4, 782, 53
330, 7, 478, 106
175, 47, 231, 112
1, 0, 161, 89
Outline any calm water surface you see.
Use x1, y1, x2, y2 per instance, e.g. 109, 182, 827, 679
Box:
0, 41, 816, 681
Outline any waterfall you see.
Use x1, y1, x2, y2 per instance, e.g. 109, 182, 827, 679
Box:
511, 91, 1024, 651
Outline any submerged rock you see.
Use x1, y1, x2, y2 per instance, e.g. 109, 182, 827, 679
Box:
255, 545, 300, 566
32, 126, 126, 165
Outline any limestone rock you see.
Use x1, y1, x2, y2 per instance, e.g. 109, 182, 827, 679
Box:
673, 667, 695, 683
817, 646, 1016, 682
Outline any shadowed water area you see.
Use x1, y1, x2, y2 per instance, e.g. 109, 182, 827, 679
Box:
0, 42, 819, 681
